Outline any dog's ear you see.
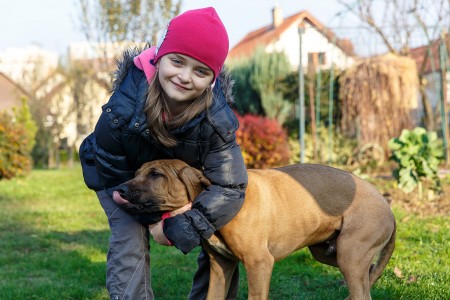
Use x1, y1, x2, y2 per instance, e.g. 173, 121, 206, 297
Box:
178, 167, 211, 202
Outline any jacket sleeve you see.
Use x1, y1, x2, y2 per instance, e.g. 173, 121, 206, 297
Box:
163, 130, 248, 254
79, 132, 102, 190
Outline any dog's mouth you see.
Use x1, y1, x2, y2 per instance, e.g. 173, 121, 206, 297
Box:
111, 189, 164, 215
112, 191, 130, 205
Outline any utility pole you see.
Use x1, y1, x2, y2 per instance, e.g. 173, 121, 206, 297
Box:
439, 31, 449, 165
298, 27, 305, 163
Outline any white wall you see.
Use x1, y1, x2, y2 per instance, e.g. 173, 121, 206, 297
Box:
0, 45, 59, 89
265, 21, 354, 71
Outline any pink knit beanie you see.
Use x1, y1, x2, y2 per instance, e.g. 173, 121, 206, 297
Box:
153, 7, 229, 82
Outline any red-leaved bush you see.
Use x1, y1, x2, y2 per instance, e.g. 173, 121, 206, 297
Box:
236, 113, 290, 169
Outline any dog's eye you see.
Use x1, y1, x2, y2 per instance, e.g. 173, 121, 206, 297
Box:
148, 171, 163, 178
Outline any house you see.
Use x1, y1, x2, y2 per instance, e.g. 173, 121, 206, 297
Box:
0, 44, 115, 167
33, 68, 110, 152
228, 6, 356, 70
0, 72, 31, 113
0, 45, 59, 91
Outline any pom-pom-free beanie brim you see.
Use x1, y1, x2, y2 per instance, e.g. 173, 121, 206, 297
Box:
153, 7, 229, 81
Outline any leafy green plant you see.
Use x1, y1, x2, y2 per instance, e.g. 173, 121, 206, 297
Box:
388, 127, 443, 196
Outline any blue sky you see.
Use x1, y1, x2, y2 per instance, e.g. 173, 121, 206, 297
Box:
0, 0, 357, 55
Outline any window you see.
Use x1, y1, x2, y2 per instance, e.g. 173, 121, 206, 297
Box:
308, 52, 326, 67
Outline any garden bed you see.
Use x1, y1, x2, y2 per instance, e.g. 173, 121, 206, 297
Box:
370, 171, 450, 217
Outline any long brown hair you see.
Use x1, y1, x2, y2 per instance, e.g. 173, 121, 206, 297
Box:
144, 75, 213, 147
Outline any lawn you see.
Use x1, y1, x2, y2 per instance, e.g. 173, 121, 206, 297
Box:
0, 166, 448, 299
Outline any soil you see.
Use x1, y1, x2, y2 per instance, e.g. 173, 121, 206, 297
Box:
376, 173, 450, 217
387, 187, 450, 217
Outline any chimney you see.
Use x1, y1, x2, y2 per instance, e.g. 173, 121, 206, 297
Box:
272, 6, 283, 28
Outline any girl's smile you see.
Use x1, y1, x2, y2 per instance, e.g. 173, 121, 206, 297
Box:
171, 80, 191, 91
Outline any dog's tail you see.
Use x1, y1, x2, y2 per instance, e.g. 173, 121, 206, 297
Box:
369, 219, 396, 286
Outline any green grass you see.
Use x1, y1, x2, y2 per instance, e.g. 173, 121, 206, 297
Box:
0, 166, 448, 299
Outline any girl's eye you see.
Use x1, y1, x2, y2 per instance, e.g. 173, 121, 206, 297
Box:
195, 68, 208, 77
171, 58, 182, 65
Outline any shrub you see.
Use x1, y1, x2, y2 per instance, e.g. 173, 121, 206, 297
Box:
288, 125, 357, 166
12, 97, 38, 153
388, 127, 443, 196
236, 113, 290, 169
0, 112, 32, 179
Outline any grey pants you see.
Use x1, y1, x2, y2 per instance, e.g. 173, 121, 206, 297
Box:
97, 190, 239, 300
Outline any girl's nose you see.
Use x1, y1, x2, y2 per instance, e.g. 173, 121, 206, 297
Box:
177, 69, 192, 83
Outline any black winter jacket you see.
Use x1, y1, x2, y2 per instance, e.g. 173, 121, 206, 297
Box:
79, 48, 248, 254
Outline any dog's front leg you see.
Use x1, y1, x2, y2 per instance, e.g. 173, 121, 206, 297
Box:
205, 250, 239, 300
243, 249, 275, 300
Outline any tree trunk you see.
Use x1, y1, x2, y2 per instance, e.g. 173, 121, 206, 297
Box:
68, 145, 74, 168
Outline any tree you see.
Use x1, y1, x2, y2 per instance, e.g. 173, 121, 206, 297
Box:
28, 63, 90, 169
64, 62, 105, 167
29, 78, 71, 169
228, 60, 263, 116
229, 48, 293, 124
12, 98, 38, 153
249, 48, 293, 125
77, 0, 182, 61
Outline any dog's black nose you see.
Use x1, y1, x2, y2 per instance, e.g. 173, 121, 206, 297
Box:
117, 185, 128, 197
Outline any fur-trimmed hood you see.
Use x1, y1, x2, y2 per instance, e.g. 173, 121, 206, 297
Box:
111, 46, 235, 106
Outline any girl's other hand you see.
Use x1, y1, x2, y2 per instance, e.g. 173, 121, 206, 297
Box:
148, 203, 191, 246
170, 203, 192, 217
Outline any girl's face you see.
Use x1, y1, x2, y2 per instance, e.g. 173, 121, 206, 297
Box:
158, 53, 214, 113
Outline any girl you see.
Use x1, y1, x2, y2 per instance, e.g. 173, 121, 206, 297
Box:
79, 7, 247, 300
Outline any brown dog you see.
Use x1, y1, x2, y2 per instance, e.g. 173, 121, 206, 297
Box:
113, 159, 396, 300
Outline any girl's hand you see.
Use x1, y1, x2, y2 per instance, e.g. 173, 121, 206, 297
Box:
170, 203, 192, 217
149, 221, 171, 246
148, 203, 192, 246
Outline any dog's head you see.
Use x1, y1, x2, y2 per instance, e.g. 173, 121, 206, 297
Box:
112, 159, 211, 215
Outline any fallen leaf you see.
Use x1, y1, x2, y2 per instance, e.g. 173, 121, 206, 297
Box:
401, 216, 411, 222
407, 275, 417, 283
394, 266, 403, 278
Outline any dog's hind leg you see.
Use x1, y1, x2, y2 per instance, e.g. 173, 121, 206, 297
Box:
336, 230, 383, 300
242, 248, 275, 300
369, 221, 396, 287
